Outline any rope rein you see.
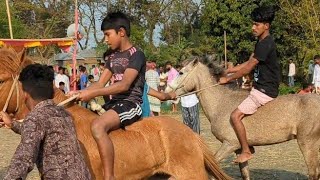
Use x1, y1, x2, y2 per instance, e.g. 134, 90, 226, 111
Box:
5, 94, 81, 125
176, 83, 219, 98
2, 75, 19, 112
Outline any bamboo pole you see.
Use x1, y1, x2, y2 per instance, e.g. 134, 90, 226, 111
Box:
224, 31, 227, 69
72, 0, 79, 91
5, 0, 13, 39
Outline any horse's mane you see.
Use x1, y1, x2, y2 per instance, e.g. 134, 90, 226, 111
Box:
196, 56, 239, 90
0, 46, 33, 75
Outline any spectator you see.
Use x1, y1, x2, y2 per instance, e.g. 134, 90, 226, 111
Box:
159, 66, 167, 92
90, 64, 100, 82
54, 66, 70, 93
308, 60, 314, 84
179, 60, 200, 133
79, 66, 88, 107
145, 61, 161, 116
288, 59, 296, 87
312, 55, 320, 94
80, 66, 88, 90
165, 61, 179, 112
298, 83, 313, 94
59, 81, 66, 94
88, 75, 94, 87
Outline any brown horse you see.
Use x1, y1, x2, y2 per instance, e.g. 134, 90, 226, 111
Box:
0, 47, 230, 180
172, 58, 320, 180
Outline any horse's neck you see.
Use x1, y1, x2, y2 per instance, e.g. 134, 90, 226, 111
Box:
53, 88, 69, 105
195, 72, 237, 123
197, 84, 226, 115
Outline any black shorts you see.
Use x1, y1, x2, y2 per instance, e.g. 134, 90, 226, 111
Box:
102, 100, 142, 127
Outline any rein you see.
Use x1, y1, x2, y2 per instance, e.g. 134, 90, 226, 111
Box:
175, 62, 220, 98
176, 83, 219, 98
2, 75, 20, 113
5, 94, 80, 125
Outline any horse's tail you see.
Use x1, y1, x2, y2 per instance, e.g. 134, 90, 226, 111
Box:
197, 135, 232, 180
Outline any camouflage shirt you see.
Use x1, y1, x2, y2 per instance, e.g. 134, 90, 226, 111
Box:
4, 100, 91, 180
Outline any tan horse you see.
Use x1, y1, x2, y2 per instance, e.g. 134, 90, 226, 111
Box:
173, 58, 320, 180
0, 47, 230, 180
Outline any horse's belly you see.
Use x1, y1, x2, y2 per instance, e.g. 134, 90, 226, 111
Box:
111, 125, 166, 177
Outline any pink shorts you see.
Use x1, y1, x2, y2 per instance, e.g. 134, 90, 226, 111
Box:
238, 88, 274, 115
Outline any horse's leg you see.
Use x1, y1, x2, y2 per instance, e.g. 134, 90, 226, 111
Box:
297, 138, 320, 180
214, 141, 238, 162
215, 142, 251, 180
235, 151, 250, 180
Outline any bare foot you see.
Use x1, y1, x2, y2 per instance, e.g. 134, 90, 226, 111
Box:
233, 152, 253, 163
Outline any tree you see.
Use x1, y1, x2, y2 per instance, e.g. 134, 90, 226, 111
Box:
0, 0, 27, 38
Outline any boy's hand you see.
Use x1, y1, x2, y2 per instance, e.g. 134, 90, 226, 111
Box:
67, 90, 80, 97
218, 77, 229, 85
0, 111, 13, 128
168, 92, 177, 100
77, 89, 96, 102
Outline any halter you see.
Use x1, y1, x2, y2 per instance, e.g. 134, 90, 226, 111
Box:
175, 62, 219, 98
2, 75, 20, 113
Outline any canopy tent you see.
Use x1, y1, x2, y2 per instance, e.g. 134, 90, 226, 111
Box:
3, 0, 80, 91
0, 38, 74, 48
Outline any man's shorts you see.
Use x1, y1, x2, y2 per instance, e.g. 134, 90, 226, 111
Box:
238, 88, 274, 115
102, 100, 142, 127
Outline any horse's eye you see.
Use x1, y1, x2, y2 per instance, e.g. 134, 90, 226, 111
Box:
0, 80, 4, 84
179, 72, 184, 75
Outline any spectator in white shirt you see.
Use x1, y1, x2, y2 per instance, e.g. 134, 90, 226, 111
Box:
288, 59, 296, 87
181, 94, 200, 134
312, 55, 320, 93
54, 66, 70, 93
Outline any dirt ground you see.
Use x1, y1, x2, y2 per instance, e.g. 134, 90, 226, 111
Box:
0, 113, 311, 180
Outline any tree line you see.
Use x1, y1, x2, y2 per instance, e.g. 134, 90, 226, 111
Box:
0, 0, 319, 79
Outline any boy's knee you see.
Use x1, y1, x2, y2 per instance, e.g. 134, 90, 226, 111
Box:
91, 118, 111, 139
230, 110, 242, 124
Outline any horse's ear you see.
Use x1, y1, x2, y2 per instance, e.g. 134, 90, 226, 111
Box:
192, 57, 199, 66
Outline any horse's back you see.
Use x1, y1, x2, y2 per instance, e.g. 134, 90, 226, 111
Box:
242, 93, 320, 145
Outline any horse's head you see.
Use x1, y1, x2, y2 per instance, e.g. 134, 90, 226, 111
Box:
0, 46, 33, 117
172, 56, 227, 96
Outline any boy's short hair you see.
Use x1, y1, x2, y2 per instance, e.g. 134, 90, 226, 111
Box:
302, 82, 311, 89
80, 66, 86, 72
19, 64, 54, 100
101, 12, 131, 37
58, 66, 64, 71
314, 55, 320, 60
88, 75, 94, 80
251, 6, 275, 24
59, 81, 65, 86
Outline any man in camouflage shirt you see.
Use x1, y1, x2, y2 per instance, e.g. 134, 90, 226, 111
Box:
0, 64, 91, 180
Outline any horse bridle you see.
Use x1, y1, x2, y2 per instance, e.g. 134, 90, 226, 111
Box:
174, 62, 219, 98
2, 75, 20, 113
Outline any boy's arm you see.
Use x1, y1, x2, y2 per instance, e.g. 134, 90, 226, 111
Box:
4, 117, 44, 180
11, 121, 23, 134
220, 56, 258, 84
148, 88, 176, 101
226, 54, 253, 73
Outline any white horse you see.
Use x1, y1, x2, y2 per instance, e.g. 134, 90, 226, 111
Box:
172, 58, 320, 180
